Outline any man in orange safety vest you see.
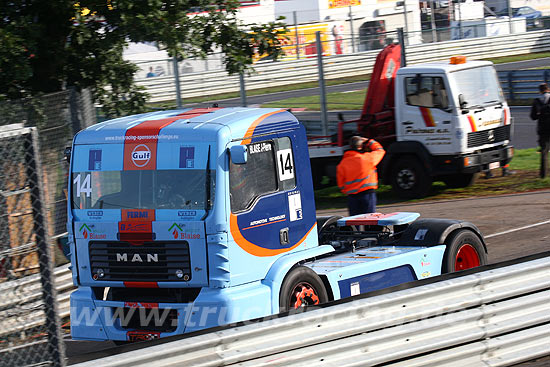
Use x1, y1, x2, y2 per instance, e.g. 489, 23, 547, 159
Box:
337, 136, 386, 215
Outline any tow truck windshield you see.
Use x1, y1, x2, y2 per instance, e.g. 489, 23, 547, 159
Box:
71, 169, 214, 210
452, 66, 505, 107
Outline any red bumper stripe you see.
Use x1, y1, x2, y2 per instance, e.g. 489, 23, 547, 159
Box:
124, 281, 159, 288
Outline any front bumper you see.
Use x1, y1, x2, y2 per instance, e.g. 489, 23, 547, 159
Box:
432, 145, 513, 175
70, 282, 271, 341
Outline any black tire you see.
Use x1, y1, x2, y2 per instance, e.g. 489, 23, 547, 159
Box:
390, 156, 432, 198
441, 173, 478, 189
279, 266, 329, 312
442, 229, 487, 273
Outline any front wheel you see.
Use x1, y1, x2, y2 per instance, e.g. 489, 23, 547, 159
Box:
279, 266, 328, 312
442, 229, 487, 273
390, 156, 432, 199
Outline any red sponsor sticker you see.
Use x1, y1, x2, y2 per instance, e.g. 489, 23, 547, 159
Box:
127, 331, 161, 342
124, 302, 159, 309
121, 209, 155, 222
119, 222, 153, 233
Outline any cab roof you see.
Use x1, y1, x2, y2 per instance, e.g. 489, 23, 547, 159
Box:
397, 60, 494, 75
74, 107, 300, 145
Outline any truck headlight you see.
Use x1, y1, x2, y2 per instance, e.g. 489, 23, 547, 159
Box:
464, 156, 478, 167
93, 268, 105, 280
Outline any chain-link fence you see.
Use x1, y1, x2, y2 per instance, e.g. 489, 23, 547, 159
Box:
0, 88, 95, 367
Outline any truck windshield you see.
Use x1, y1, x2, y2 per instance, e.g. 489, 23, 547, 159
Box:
452, 66, 505, 107
71, 169, 214, 210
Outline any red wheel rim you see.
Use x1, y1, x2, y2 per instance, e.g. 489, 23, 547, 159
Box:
455, 244, 480, 271
290, 282, 320, 309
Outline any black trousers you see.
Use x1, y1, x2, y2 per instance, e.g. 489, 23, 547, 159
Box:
540, 134, 550, 178
348, 189, 376, 216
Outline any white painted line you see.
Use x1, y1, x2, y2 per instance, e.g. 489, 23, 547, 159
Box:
486, 219, 550, 238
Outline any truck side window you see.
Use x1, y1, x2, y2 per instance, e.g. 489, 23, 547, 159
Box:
230, 140, 278, 212
405, 76, 448, 109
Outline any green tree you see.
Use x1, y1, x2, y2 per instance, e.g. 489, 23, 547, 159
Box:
0, 0, 286, 117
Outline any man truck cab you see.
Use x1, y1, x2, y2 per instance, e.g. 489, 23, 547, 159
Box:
68, 107, 488, 342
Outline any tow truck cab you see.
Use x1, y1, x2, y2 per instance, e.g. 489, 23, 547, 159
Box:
354, 46, 513, 197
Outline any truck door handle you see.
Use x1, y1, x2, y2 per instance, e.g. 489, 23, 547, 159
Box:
402, 121, 414, 125
280, 228, 290, 245
442, 120, 451, 124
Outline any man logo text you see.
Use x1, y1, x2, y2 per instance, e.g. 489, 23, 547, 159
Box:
116, 253, 159, 263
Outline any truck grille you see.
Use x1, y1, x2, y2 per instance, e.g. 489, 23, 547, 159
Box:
89, 241, 191, 282
467, 125, 510, 148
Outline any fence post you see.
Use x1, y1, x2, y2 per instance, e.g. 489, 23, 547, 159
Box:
398, 28, 407, 67
429, 0, 437, 43
172, 55, 183, 108
293, 11, 300, 60
508, 71, 515, 100
68, 87, 82, 134
508, 1, 513, 34
457, 1, 463, 39
402, 0, 409, 45
316, 31, 329, 137
349, 6, 356, 53
239, 72, 247, 107
24, 128, 66, 367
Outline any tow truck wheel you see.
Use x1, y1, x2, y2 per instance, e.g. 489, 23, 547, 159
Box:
442, 229, 487, 273
279, 266, 328, 312
390, 156, 432, 199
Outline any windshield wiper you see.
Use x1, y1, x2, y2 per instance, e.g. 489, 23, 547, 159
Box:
485, 100, 504, 108
469, 104, 486, 113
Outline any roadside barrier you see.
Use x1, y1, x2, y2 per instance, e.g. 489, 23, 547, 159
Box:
0, 264, 72, 338
69, 253, 550, 367
135, 30, 550, 104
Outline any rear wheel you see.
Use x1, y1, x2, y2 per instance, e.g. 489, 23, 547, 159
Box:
442, 229, 487, 273
279, 266, 328, 312
390, 156, 432, 198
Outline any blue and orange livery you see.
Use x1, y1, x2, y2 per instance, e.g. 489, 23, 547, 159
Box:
68, 107, 487, 342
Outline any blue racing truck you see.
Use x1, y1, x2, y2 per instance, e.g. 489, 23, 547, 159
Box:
67, 107, 487, 342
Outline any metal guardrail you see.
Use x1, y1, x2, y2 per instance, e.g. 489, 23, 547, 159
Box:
136, 30, 550, 104
69, 254, 550, 367
499, 69, 550, 100
0, 264, 73, 338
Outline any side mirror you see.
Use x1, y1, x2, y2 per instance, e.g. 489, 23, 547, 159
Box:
458, 94, 469, 113
64, 147, 71, 163
230, 145, 247, 164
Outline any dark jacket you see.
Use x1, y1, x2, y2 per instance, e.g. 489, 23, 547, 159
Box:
530, 92, 550, 135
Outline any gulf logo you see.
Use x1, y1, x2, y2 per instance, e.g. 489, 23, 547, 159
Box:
131, 144, 151, 167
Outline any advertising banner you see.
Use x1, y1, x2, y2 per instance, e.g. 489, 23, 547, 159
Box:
329, 0, 361, 9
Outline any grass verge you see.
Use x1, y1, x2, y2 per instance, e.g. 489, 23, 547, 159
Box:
315, 148, 550, 210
